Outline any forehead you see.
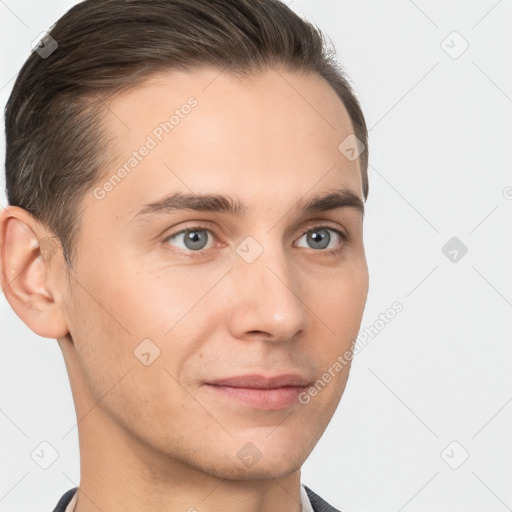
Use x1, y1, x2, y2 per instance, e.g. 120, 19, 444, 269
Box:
91, 67, 363, 219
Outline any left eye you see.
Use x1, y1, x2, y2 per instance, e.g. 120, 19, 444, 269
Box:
295, 227, 345, 251
164, 225, 345, 252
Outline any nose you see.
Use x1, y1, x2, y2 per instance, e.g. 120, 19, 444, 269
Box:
226, 242, 308, 343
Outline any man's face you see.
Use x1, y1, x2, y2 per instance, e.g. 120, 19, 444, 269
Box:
58, 67, 369, 479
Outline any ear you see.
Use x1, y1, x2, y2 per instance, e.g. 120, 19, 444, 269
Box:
0, 205, 70, 339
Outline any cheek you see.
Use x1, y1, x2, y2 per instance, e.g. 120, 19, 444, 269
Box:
302, 261, 367, 401
318, 263, 368, 333
121, 264, 221, 338
76, 261, 198, 351
67, 285, 134, 401
66, 280, 195, 436
65, 262, 212, 413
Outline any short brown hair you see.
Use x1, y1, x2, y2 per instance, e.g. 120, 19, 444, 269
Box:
4, 0, 369, 268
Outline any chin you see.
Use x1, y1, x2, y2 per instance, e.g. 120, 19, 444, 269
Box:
206, 452, 306, 481
228, 429, 317, 479
173, 429, 316, 481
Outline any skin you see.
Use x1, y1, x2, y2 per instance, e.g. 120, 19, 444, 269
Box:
0, 66, 369, 512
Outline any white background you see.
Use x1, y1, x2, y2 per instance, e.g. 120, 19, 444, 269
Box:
1, 1, 511, 511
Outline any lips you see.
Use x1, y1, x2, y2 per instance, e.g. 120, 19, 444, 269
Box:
204, 374, 311, 410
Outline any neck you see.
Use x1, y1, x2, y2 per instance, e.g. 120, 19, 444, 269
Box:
73, 412, 303, 512
59, 339, 305, 512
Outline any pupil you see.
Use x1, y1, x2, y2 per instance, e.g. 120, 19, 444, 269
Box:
185, 230, 207, 250
309, 229, 329, 249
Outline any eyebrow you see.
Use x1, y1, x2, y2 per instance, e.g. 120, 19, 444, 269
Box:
131, 188, 365, 222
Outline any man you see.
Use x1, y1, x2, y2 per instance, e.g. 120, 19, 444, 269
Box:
0, 1, 369, 511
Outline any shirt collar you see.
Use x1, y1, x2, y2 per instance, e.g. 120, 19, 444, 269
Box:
301, 483, 316, 512
64, 489, 77, 512
64, 484, 315, 512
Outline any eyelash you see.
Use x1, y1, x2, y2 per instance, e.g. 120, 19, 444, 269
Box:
161, 222, 347, 256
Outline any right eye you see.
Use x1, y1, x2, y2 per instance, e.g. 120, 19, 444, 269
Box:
162, 224, 218, 253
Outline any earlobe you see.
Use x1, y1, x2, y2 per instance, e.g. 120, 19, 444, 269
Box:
0, 205, 70, 339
